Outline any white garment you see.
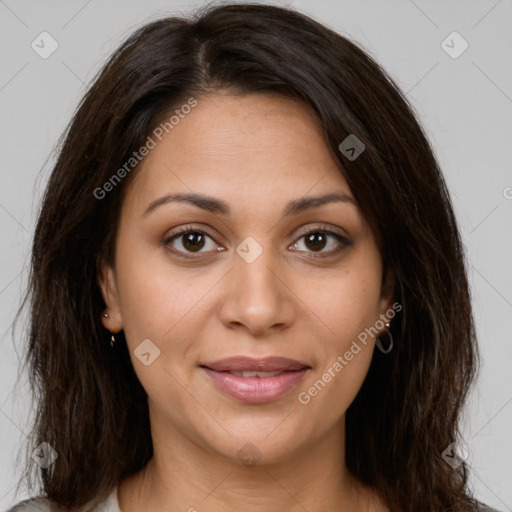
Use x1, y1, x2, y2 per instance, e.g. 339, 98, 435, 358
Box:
6, 487, 502, 511
5, 486, 120, 512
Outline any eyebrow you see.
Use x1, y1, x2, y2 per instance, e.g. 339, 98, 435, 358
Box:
143, 191, 358, 218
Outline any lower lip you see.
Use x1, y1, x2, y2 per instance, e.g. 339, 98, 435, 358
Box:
200, 367, 309, 404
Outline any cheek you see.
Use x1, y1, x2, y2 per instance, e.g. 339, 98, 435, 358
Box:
296, 251, 382, 410
297, 347, 373, 431
113, 234, 227, 397
112, 246, 203, 409
113, 234, 203, 341
297, 278, 379, 420
312, 259, 383, 348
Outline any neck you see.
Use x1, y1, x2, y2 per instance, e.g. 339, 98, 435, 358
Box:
118, 415, 385, 512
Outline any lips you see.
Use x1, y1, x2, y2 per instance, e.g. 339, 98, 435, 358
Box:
200, 356, 310, 372
199, 356, 311, 404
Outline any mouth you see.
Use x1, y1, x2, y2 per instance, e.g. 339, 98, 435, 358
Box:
199, 356, 311, 404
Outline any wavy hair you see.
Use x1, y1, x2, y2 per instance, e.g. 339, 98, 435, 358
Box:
14, 3, 480, 511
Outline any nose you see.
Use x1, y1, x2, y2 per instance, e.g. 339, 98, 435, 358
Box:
218, 239, 296, 338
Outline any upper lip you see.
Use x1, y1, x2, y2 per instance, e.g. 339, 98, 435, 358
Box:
200, 356, 311, 372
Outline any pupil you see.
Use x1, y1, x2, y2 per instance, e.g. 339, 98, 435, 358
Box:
184, 232, 204, 252
305, 233, 326, 251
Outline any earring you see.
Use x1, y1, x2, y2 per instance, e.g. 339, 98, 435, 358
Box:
376, 322, 393, 354
103, 312, 116, 347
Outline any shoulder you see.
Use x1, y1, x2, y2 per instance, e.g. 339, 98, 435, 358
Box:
4, 496, 53, 512
476, 501, 502, 512
4, 496, 113, 512
5, 488, 119, 512
7, 496, 500, 512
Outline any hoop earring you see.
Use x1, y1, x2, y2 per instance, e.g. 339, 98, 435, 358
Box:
376, 322, 393, 354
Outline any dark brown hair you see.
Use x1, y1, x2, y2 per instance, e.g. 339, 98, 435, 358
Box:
14, 3, 481, 511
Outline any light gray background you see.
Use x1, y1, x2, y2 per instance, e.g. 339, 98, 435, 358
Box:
1, 0, 511, 510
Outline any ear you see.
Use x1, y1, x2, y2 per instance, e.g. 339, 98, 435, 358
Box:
378, 265, 396, 317
97, 262, 123, 333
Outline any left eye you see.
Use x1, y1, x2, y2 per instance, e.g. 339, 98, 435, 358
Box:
289, 229, 350, 256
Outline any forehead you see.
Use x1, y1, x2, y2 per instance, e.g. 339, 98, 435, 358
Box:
124, 92, 351, 214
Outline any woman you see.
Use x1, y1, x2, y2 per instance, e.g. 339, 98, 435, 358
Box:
9, 3, 499, 511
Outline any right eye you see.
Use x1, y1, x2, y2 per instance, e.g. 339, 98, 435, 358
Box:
163, 227, 224, 257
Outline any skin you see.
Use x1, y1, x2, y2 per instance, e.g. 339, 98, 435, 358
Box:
99, 91, 394, 512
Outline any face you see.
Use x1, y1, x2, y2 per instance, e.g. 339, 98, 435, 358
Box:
100, 91, 394, 466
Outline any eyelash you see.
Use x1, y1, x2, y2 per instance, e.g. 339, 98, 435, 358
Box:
163, 225, 351, 259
